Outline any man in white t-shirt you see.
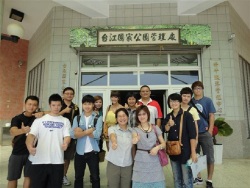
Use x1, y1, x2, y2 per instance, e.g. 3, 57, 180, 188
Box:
26, 94, 71, 188
138, 85, 163, 127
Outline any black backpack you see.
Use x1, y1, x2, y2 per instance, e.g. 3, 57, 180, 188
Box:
76, 114, 99, 128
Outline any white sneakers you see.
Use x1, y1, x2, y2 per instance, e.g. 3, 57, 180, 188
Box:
193, 177, 203, 185
63, 176, 71, 186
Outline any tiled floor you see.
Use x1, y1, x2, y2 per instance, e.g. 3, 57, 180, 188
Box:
0, 145, 250, 188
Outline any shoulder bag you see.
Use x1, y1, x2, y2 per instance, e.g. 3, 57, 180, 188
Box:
190, 100, 209, 124
152, 125, 168, 166
166, 113, 184, 155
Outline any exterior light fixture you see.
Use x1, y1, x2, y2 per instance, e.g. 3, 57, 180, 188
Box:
228, 33, 236, 42
1, 23, 24, 43
9, 9, 24, 22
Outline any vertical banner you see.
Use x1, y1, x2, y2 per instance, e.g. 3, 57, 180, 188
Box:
210, 60, 224, 114
59, 62, 70, 94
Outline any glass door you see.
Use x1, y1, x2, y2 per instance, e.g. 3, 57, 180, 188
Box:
79, 89, 108, 116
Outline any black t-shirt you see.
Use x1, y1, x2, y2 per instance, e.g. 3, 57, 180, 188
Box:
11, 113, 36, 155
163, 109, 196, 164
61, 100, 80, 126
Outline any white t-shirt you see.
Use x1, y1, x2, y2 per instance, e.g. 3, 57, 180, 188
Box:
84, 115, 93, 153
29, 114, 70, 164
138, 98, 160, 125
146, 105, 158, 124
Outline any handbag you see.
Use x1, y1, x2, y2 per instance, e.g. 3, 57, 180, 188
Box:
166, 113, 183, 155
152, 125, 168, 166
98, 149, 106, 162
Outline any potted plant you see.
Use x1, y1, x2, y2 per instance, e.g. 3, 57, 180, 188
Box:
212, 117, 233, 164
212, 117, 233, 144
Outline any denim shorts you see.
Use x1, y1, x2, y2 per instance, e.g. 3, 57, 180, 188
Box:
197, 131, 215, 164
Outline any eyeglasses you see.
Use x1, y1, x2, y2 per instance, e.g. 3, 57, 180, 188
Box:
193, 87, 203, 91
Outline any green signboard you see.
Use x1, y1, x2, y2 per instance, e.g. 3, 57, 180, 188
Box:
70, 24, 211, 48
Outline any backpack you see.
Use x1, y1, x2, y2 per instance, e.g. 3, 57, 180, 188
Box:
76, 114, 99, 128
76, 114, 106, 162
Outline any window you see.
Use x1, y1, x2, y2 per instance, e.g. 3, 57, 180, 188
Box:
27, 60, 45, 104
80, 52, 200, 87
140, 71, 168, 85
110, 54, 137, 67
239, 56, 250, 138
81, 72, 107, 86
82, 55, 107, 67
170, 54, 198, 66
110, 72, 137, 85
171, 71, 199, 85
140, 54, 168, 67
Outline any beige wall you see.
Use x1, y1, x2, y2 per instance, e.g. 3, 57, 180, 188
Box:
27, 2, 250, 158
26, 11, 53, 110
228, 3, 250, 158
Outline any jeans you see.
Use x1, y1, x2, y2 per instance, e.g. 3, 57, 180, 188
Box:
74, 152, 100, 188
170, 160, 193, 188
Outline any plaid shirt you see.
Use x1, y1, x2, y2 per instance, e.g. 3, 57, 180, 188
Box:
127, 108, 137, 128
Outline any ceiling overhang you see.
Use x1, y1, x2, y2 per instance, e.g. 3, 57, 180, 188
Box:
53, 0, 226, 18
52, 0, 109, 17
177, 0, 225, 15
2, 0, 249, 40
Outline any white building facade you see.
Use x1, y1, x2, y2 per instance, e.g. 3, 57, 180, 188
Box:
26, 2, 250, 158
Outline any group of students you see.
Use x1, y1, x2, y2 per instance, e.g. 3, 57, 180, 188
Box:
6, 81, 216, 188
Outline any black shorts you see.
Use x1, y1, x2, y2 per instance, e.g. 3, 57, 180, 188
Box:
7, 154, 30, 181
30, 164, 64, 188
64, 139, 76, 160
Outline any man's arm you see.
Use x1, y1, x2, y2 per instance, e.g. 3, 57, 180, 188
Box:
208, 113, 215, 135
194, 120, 199, 143
190, 139, 198, 163
156, 118, 161, 127
59, 107, 72, 116
62, 136, 71, 151
74, 128, 94, 138
89, 116, 103, 139
69, 116, 94, 139
26, 133, 36, 156
155, 101, 163, 127
10, 122, 30, 136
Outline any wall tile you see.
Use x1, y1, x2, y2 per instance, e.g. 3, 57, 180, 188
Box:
143, 8, 152, 16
